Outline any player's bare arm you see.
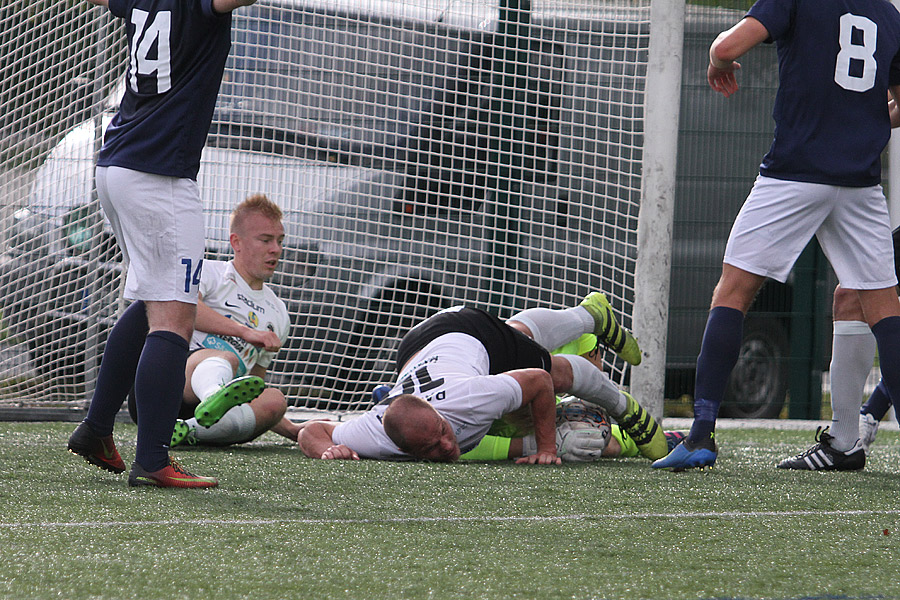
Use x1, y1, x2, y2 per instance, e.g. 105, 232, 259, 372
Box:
708, 17, 770, 98
890, 87, 900, 128
212, 0, 258, 13
297, 420, 359, 460
507, 368, 562, 465
195, 298, 282, 351
85, 0, 108, 6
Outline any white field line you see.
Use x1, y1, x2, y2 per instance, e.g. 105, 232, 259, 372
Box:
661, 417, 900, 431
4, 509, 900, 529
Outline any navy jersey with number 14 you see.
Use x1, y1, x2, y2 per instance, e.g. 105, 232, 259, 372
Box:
98, 0, 233, 179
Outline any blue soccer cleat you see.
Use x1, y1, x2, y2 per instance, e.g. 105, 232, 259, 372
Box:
652, 434, 717, 471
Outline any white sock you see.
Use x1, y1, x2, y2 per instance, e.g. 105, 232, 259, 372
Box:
189, 404, 257, 444
829, 321, 875, 452
191, 356, 234, 401
509, 307, 593, 350
561, 354, 627, 417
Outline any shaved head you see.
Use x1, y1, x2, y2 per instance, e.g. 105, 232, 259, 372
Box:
383, 394, 460, 462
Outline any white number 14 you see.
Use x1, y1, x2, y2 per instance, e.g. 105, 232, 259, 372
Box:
129, 9, 172, 94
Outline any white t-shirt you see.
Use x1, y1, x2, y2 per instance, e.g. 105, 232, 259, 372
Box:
332, 333, 523, 459
190, 259, 291, 376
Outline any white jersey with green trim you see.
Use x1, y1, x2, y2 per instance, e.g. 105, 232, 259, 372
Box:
190, 259, 290, 376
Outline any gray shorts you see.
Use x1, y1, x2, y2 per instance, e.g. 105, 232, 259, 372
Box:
96, 166, 205, 303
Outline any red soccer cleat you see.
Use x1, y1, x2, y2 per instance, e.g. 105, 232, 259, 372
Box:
68, 421, 126, 474
128, 456, 218, 488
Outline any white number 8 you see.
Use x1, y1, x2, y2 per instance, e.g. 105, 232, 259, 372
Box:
834, 13, 877, 92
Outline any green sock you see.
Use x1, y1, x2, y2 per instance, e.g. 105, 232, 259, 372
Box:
552, 333, 598, 356
461, 435, 512, 460
611, 424, 639, 457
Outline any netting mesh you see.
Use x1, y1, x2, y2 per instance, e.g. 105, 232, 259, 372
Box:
0, 0, 650, 413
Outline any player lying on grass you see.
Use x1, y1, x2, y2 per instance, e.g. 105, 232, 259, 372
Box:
129, 195, 300, 447
297, 294, 667, 463
364, 333, 685, 462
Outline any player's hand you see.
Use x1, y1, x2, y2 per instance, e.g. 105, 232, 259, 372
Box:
244, 329, 282, 352
321, 444, 359, 460
561, 429, 609, 462
708, 61, 740, 98
515, 451, 562, 465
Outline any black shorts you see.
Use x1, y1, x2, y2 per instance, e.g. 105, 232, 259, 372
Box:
395, 307, 552, 375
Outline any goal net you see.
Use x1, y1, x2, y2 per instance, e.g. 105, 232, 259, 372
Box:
0, 0, 652, 416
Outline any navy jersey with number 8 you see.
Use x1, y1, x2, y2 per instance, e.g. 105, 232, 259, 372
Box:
749, 0, 900, 187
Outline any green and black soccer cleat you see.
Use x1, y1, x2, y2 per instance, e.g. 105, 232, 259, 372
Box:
580, 292, 642, 366
194, 375, 265, 428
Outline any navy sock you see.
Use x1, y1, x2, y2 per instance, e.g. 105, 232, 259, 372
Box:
861, 380, 892, 421
870, 316, 900, 429
134, 330, 189, 471
689, 306, 744, 444
84, 301, 148, 436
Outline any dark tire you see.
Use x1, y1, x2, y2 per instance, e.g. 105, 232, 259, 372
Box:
720, 317, 789, 419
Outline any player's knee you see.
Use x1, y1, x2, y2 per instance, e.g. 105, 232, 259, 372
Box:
833, 285, 865, 321
216, 352, 240, 373
710, 266, 764, 313
549, 355, 574, 392
145, 300, 196, 341
253, 388, 287, 425
506, 319, 532, 338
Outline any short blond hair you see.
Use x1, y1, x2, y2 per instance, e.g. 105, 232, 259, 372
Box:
230, 194, 283, 235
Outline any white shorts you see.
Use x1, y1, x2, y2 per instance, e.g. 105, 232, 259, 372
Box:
724, 175, 897, 290
96, 166, 205, 303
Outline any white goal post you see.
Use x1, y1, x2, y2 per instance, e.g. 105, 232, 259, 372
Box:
0, 0, 687, 419
632, 0, 685, 420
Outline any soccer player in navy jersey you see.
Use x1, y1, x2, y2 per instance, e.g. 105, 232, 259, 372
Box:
805, 225, 900, 464
67, 0, 257, 488
653, 0, 900, 471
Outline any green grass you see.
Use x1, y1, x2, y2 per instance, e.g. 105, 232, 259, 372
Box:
2, 422, 900, 600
